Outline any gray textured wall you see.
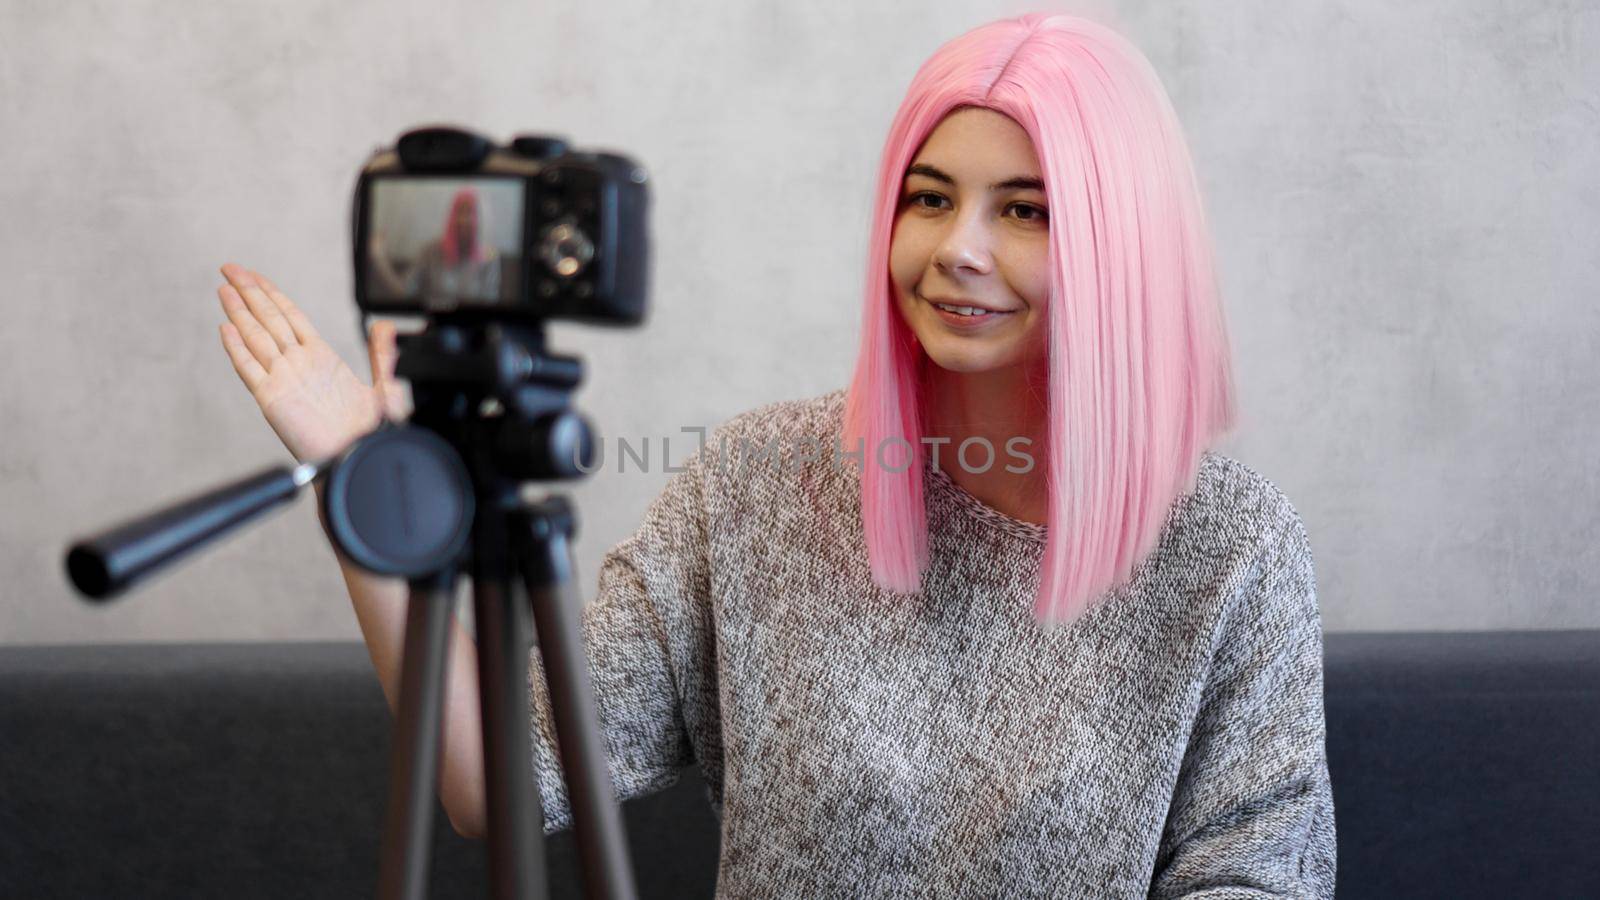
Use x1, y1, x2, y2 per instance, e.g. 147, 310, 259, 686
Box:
3, 1, 1596, 644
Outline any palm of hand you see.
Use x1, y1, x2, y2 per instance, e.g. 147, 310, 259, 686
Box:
216, 263, 404, 465
254, 340, 381, 464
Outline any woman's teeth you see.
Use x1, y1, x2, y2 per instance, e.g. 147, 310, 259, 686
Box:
935, 303, 989, 317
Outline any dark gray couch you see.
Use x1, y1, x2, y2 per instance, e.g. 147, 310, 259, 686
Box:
3, 630, 1597, 898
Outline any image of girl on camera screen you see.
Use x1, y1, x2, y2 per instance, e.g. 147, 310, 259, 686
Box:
367, 182, 519, 305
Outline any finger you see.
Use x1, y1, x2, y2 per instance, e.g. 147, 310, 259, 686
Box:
250, 270, 323, 345
368, 320, 399, 385
218, 283, 283, 369
219, 322, 268, 392
385, 381, 412, 421
220, 263, 296, 352
369, 321, 409, 422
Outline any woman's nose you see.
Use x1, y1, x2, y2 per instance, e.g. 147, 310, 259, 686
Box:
933, 215, 994, 276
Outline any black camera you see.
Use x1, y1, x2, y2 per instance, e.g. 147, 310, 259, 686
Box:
352, 126, 650, 324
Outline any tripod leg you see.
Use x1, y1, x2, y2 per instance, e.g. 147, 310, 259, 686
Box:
473, 519, 548, 900
516, 499, 640, 900
378, 569, 458, 900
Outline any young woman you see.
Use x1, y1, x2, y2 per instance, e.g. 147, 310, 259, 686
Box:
217, 12, 1334, 897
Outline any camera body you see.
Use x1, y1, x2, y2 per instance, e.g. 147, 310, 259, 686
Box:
352, 127, 650, 325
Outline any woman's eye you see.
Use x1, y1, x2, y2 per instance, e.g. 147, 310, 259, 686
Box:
1009, 203, 1049, 223
907, 192, 947, 210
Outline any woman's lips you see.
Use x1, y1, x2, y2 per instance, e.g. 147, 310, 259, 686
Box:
923, 294, 1015, 329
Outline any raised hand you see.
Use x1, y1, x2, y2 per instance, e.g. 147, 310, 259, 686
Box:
216, 263, 408, 463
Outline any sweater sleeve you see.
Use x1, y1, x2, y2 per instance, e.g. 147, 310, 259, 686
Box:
1148, 500, 1337, 898
524, 446, 722, 835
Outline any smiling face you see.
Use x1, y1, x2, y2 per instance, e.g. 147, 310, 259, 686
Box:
890, 106, 1052, 375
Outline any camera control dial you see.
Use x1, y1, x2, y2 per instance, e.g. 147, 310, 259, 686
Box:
539, 222, 595, 278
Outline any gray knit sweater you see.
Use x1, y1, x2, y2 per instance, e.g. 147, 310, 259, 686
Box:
526, 388, 1336, 897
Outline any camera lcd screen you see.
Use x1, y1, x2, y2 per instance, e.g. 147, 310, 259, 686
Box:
364, 176, 524, 308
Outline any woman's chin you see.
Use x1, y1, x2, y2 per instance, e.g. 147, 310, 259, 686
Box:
920, 342, 1018, 375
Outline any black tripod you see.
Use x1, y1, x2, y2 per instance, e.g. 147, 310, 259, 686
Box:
66, 318, 640, 900
323, 319, 639, 900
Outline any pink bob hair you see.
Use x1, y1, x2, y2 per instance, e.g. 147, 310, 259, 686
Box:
843, 12, 1239, 627
440, 186, 491, 266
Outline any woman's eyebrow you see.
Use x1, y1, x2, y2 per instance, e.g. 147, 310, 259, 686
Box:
905, 163, 1044, 193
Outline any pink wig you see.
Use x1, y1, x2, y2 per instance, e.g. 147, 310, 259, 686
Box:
440, 186, 490, 266
843, 12, 1239, 627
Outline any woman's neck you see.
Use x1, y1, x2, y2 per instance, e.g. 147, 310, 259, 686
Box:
923, 362, 1050, 526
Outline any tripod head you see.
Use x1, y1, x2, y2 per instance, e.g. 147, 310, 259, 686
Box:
318, 318, 600, 580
